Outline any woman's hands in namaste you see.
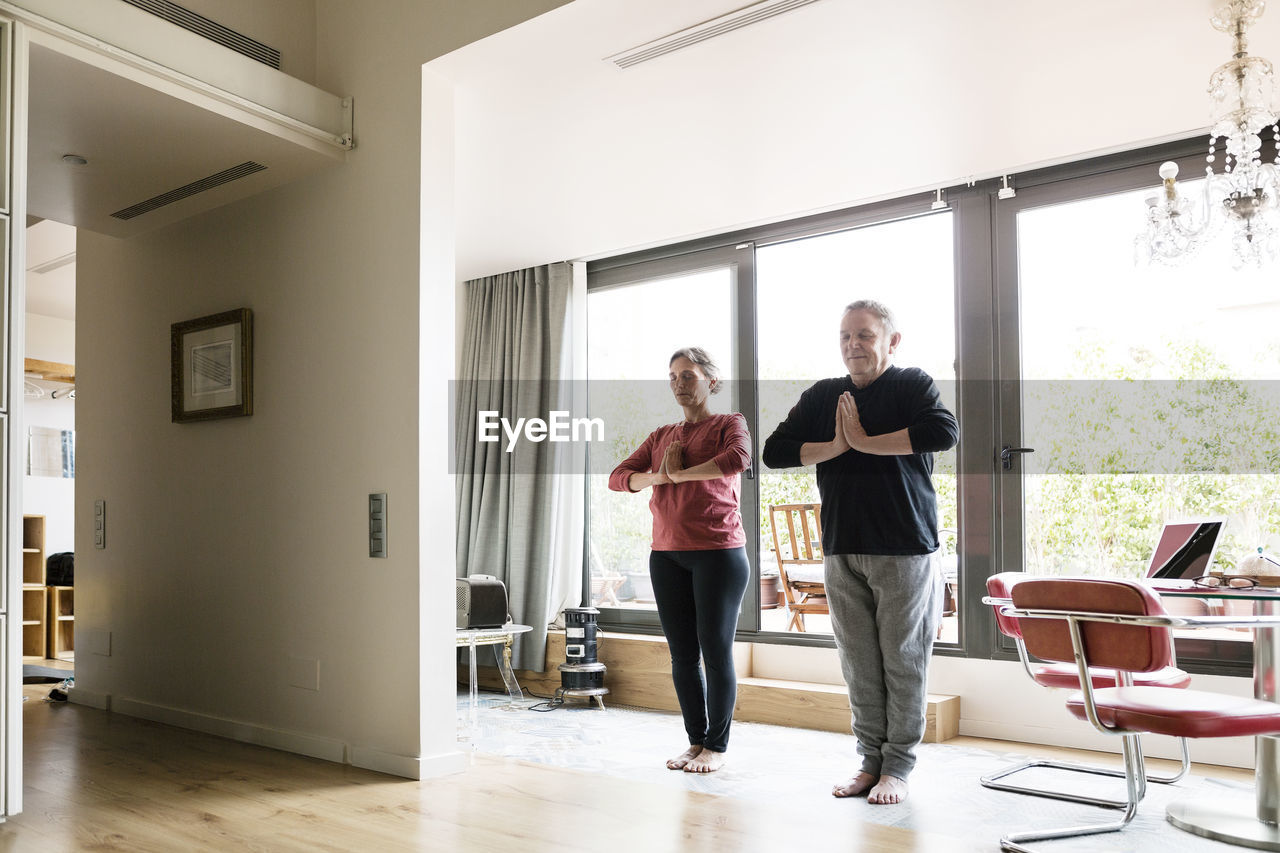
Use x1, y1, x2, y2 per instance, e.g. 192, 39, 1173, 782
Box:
657, 440, 685, 484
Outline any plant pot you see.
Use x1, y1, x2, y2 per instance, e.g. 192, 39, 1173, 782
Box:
760, 574, 781, 610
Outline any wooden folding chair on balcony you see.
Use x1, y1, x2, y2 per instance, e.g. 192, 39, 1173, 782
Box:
767, 503, 827, 632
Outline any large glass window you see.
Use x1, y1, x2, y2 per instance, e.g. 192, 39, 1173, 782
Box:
585, 137, 1274, 675
755, 213, 958, 638
999, 168, 1280, 664
1018, 185, 1279, 575
586, 254, 744, 623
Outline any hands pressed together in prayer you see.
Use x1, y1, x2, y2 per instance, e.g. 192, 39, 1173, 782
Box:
630, 434, 730, 492
835, 392, 871, 453
655, 440, 688, 484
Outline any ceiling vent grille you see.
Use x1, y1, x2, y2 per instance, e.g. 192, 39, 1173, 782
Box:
110, 161, 267, 220
120, 0, 282, 69
606, 0, 825, 69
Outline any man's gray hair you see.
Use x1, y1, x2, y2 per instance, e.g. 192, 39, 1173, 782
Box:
669, 346, 722, 394
844, 299, 897, 338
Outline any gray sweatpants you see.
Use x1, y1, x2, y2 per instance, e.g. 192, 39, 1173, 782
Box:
824, 552, 941, 781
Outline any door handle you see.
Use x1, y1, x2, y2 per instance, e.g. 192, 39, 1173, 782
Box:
1000, 445, 1035, 470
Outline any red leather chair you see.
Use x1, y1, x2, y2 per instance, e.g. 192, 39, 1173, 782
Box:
983, 573, 1190, 807
999, 577, 1280, 851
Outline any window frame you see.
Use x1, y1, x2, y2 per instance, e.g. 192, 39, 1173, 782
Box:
987, 137, 1253, 675
584, 134, 1254, 676
585, 244, 759, 635
587, 193, 962, 648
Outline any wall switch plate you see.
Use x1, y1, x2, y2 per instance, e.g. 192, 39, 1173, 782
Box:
94, 500, 106, 549
369, 493, 387, 558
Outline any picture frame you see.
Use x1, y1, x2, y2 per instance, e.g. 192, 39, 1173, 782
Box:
171, 308, 253, 423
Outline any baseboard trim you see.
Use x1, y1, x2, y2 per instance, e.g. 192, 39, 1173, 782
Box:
67, 687, 110, 710
960, 719, 1187, 761
111, 696, 347, 764
351, 746, 468, 780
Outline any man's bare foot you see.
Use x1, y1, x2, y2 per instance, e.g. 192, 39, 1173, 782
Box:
867, 774, 908, 804
684, 749, 725, 773
832, 771, 877, 798
666, 745, 703, 770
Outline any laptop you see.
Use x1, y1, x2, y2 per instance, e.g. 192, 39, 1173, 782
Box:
1145, 519, 1225, 581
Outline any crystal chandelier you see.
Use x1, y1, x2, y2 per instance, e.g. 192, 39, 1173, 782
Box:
1138, 0, 1280, 267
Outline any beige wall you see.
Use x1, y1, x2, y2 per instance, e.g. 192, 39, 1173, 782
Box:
72, 0, 568, 778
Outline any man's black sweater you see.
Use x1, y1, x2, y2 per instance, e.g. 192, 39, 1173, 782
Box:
762, 365, 958, 556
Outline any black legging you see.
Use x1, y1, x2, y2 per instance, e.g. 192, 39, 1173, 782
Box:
649, 547, 750, 753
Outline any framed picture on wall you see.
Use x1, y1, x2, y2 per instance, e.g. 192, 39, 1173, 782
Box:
171, 308, 253, 423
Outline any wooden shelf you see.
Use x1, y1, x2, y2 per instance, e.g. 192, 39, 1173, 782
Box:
21, 514, 75, 660
23, 515, 49, 658
23, 357, 75, 384
23, 515, 46, 586
22, 586, 47, 658
47, 586, 74, 660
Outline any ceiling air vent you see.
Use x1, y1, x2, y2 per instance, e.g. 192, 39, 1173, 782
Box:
110, 161, 267, 221
120, 0, 282, 69
606, 0, 825, 69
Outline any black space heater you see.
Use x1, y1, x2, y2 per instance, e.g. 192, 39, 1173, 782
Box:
557, 606, 609, 708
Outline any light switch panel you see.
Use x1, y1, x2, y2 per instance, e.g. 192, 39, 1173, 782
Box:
94, 499, 106, 549
369, 493, 387, 558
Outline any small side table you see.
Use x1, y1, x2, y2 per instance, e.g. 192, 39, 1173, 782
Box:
457, 623, 532, 728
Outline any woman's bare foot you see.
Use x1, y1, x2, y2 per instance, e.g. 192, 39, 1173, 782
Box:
684, 749, 725, 773
832, 771, 877, 798
666, 745, 703, 770
867, 774, 908, 804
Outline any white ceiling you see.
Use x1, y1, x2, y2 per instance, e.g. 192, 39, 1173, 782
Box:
429, 0, 1280, 280
23, 33, 349, 325
26, 42, 340, 239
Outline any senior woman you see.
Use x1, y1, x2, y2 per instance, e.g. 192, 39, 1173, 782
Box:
608, 347, 751, 774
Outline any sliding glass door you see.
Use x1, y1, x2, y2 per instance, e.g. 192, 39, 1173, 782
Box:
586, 208, 960, 640
994, 154, 1280, 668
755, 212, 957, 639
586, 245, 757, 630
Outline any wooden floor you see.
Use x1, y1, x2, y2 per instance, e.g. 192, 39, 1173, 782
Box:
4, 676, 1252, 851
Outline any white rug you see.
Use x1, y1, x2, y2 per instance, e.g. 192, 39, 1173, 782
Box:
459, 690, 1254, 852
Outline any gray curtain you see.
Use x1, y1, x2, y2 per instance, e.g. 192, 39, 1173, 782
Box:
455, 262, 572, 671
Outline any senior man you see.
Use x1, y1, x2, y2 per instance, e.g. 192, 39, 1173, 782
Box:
762, 298, 958, 804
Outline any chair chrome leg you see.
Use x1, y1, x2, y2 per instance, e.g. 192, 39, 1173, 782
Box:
1143, 736, 1190, 784
983, 758, 1133, 809
999, 734, 1143, 852
981, 734, 1189, 808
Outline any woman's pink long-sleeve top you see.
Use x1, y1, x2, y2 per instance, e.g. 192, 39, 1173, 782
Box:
607, 412, 752, 551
